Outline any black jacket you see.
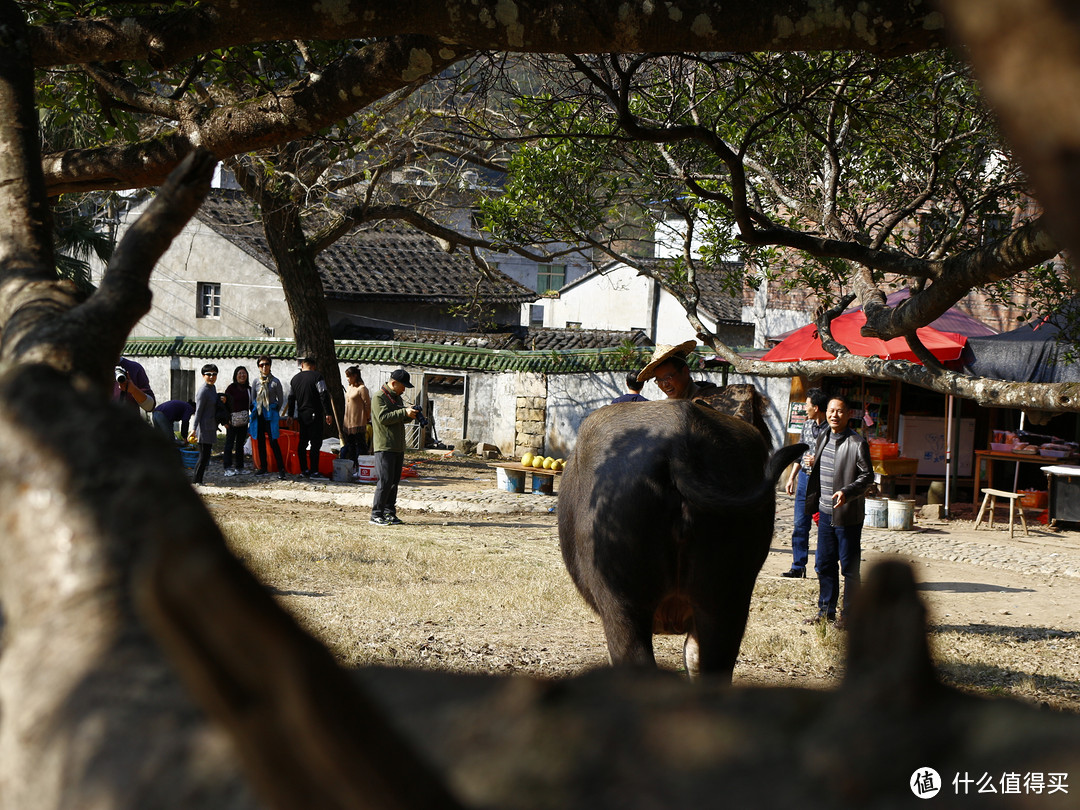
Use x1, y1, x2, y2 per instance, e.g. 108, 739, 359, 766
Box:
287, 369, 331, 422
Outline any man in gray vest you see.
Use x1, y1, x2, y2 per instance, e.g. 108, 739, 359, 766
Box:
803, 393, 873, 627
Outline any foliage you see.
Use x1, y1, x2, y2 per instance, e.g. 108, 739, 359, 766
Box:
481, 50, 1063, 325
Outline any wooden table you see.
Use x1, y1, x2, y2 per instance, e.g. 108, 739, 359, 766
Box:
872, 457, 919, 499
972, 449, 1077, 511
491, 462, 562, 495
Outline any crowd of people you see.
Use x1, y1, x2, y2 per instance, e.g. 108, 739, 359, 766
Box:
123, 354, 421, 519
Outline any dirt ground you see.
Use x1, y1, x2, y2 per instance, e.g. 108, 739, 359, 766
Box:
201, 452, 1080, 710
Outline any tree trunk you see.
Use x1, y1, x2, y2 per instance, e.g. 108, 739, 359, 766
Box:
259, 196, 347, 439
0, 7, 454, 808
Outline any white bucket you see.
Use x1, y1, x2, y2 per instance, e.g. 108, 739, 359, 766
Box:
356, 454, 377, 482
331, 458, 354, 482
864, 498, 888, 528
497, 466, 525, 493
887, 498, 915, 531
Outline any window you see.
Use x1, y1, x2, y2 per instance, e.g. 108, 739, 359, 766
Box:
536, 264, 566, 294
529, 304, 545, 326
197, 282, 221, 318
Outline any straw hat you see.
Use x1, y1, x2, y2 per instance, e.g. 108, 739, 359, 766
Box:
637, 339, 697, 382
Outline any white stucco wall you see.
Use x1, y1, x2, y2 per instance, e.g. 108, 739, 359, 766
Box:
742, 304, 808, 347
544, 266, 656, 332
543, 369, 788, 458
99, 203, 295, 340
129, 348, 790, 461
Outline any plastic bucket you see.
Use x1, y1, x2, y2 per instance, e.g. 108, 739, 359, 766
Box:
356, 454, 377, 482
331, 458, 354, 482
497, 466, 525, 493
887, 498, 915, 531
531, 472, 554, 495
864, 498, 888, 528
497, 466, 525, 492
179, 448, 199, 469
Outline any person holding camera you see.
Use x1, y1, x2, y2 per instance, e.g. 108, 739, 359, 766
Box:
369, 368, 421, 525
190, 364, 220, 486
113, 357, 156, 413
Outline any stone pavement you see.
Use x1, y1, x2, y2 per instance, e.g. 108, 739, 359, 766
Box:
193, 467, 559, 515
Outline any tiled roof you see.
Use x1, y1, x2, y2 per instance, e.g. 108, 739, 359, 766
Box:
195, 189, 537, 305
687, 261, 749, 324
388, 329, 523, 350
123, 336, 665, 375
517, 327, 652, 351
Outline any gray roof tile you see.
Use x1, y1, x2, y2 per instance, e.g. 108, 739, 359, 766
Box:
196, 189, 537, 305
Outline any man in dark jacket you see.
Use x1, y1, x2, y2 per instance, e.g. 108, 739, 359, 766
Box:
287, 356, 333, 479
610, 371, 649, 404
370, 368, 420, 525
781, 387, 830, 578
804, 393, 873, 626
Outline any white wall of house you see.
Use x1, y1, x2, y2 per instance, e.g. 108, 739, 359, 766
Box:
94, 202, 295, 339
742, 268, 809, 347
540, 265, 656, 332
543, 368, 788, 458
536, 262, 754, 348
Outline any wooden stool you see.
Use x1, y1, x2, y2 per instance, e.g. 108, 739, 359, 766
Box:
974, 488, 1029, 539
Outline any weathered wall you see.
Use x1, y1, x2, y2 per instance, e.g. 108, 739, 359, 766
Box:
122, 217, 295, 340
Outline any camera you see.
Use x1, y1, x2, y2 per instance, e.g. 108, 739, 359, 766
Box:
411, 407, 429, 427
114, 366, 128, 384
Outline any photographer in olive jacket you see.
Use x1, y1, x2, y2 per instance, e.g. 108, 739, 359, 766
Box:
370, 368, 420, 525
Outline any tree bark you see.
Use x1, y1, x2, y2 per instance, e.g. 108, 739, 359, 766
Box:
28, 0, 947, 69
0, 7, 456, 807
259, 195, 348, 438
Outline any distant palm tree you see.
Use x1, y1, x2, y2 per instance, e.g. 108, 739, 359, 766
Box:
39, 82, 122, 296
52, 195, 117, 296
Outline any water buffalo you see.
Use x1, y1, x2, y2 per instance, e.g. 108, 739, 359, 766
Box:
558, 399, 806, 682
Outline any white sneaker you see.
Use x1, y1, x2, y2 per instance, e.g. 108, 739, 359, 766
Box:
224, 468, 236, 477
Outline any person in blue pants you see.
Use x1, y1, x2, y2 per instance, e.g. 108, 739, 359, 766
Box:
803, 394, 873, 626
781, 388, 829, 577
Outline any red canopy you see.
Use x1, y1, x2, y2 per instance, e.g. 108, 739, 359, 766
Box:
761, 310, 967, 364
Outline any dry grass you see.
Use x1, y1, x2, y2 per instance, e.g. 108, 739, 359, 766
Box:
208, 495, 1080, 711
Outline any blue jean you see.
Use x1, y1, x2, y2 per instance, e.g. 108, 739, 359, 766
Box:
815, 510, 863, 617
790, 470, 813, 571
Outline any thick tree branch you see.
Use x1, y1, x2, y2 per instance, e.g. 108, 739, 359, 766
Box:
42, 36, 467, 194
940, 0, 1080, 281
28, 0, 949, 70
0, 1, 58, 364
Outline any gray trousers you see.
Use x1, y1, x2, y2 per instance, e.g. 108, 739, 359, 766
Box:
372, 451, 404, 517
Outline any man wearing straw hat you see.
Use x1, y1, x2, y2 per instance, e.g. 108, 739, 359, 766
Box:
636, 340, 720, 401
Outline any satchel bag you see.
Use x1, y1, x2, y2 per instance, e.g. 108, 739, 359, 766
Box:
230, 410, 248, 427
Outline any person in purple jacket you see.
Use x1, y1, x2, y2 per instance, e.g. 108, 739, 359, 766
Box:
152, 399, 195, 443
610, 370, 649, 404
